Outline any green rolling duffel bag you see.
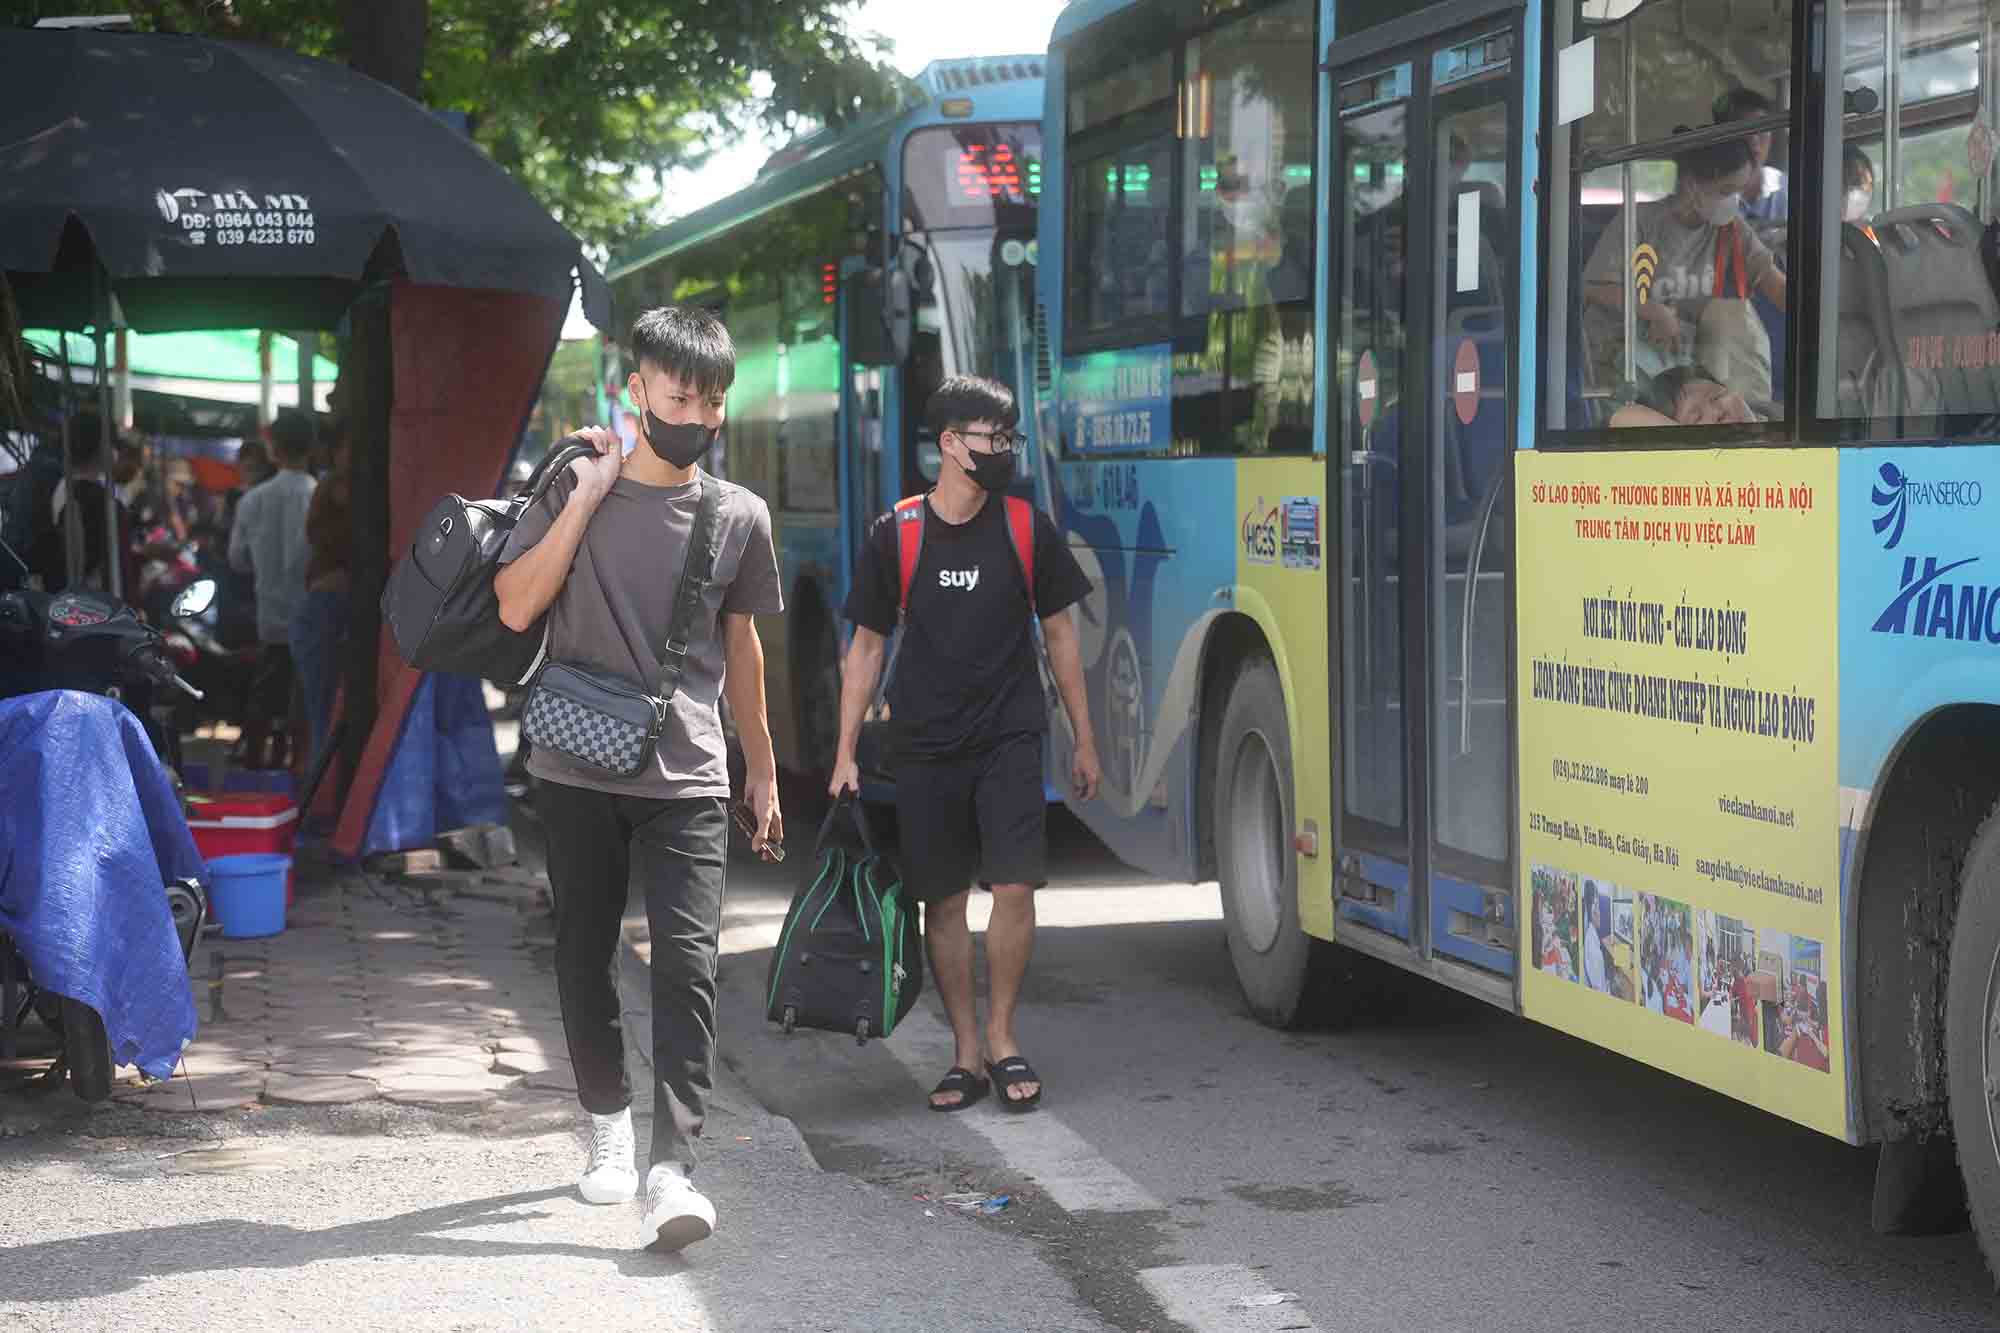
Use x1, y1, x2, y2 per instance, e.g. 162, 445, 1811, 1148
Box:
766, 797, 922, 1044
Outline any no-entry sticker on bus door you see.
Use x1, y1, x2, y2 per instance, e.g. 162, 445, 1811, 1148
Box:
1453, 339, 1480, 426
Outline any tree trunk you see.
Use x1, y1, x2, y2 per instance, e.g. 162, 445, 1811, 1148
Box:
342, 0, 428, 101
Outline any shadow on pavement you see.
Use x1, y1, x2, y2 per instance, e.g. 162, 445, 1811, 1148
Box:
0, 1186, 696, 1301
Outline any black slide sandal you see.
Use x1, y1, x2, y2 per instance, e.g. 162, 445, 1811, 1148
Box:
929, 1067, 990, 1112
987, 1056, 1042, 1111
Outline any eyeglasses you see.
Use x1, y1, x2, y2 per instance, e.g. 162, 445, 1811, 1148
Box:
953, 429, 1018, 451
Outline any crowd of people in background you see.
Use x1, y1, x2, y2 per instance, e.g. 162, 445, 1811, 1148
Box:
1, 404, 350, 779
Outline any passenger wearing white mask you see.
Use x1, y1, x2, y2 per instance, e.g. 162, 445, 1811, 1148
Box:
1583, 131, 1788, 411
1715, 88, 1790, 222
1842, 144, 1879, 241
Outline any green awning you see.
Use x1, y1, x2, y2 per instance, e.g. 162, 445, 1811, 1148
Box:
23, 327, 337, 385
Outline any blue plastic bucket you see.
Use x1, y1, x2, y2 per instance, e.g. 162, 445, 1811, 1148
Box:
206, 853, 290, 938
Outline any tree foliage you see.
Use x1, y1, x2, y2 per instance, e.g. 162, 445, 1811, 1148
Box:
17, 0, 912, 253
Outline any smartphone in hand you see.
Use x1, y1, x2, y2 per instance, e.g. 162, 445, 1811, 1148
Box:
730, 800, 784, 863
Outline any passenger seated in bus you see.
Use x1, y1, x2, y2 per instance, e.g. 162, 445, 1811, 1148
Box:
1715, 88, 1788, 222
1582, 133, 1787, 407
1843, 144, 1878, 243
1609, 364, 1761, 428
1716, 90, 1792, 392
1266, 187, 1315, 306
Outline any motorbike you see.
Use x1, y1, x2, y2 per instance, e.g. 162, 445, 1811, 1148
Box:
156, 573, 258, 736
0, 584, 209, 1101
138, 532, 259, 736
134, 524, 202, 623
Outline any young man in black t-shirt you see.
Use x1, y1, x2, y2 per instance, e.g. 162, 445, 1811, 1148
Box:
833, 375, 1099, 1113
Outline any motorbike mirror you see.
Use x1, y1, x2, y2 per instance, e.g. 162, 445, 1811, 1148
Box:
172, 578, 217, 618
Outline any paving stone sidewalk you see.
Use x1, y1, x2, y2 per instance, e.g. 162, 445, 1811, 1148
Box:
114, 855, 578, 1115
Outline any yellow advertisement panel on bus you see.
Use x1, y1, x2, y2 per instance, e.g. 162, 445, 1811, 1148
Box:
1516, 450, 1845, 1140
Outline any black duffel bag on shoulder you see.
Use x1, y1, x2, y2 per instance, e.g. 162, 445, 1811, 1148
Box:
381, 435, 596, 685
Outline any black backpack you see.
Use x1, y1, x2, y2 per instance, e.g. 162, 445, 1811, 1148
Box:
381, 437, 594, 685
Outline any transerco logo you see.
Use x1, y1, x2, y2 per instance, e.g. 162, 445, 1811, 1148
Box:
1870, 460, 1982, 551
1867, 458, 1995, 644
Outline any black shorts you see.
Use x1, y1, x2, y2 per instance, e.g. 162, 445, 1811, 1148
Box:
894, 733, 1046, 901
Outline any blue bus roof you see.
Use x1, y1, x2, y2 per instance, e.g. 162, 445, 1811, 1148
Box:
609, 56, 1047, 282
1049, 0, 1145, 45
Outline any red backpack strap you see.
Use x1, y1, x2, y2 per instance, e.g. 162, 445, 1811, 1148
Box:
1004, 495, 1037, 614
1712, 221, 1748, 299
893, 495, 927, 615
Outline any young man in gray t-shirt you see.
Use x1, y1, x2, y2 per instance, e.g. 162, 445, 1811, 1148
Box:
496, 305, 783, 1251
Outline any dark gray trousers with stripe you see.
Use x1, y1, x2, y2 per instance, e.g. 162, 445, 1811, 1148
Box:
535, 780, 728, 1173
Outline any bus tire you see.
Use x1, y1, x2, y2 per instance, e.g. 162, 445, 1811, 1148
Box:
1214, 657, 1344, 1029
1946, 799, 2000, 1268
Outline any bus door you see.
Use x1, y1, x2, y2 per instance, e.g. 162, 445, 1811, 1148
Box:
1328, 16, 1518, 997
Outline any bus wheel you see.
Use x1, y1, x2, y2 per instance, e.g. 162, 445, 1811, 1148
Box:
1215, 657, 1341, 1029
1947, 802, 2000, 1267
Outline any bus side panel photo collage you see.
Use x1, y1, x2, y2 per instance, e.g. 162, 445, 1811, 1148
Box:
1530, 869, 1830, 1075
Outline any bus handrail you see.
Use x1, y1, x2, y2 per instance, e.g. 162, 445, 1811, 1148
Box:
1460, 470, 1505, 756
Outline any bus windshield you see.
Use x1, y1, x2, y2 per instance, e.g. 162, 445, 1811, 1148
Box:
928, 231, 1037, 397
902, 122, 1042, 480
903, 123, 1043, 230
908, 229, 1038, 481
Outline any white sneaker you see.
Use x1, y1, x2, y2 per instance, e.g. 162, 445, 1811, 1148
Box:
641, 1163, 717, 1251
578, 1109, 638, 1205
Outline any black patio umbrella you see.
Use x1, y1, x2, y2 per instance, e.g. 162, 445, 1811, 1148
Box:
0, 26, 610, 333
1, 25, 609, 596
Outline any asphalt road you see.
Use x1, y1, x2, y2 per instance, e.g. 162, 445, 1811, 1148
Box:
710, 800, 2000, 1333
0, 849, 1106, 1333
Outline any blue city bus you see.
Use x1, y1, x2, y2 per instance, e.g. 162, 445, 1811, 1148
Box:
608, 57, 1046, 781
1040, 0, 2000, 1267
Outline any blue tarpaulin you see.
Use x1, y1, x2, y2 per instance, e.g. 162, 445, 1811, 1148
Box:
360, 673, 506, 857
0, 691, 201, 1078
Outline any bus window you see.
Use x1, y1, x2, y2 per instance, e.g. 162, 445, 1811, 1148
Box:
1064, 47, 1176, 346
1068, 48, 1173, 138
1174, 0, 1317, 455
779, 262, 840, 513
1067, 139, 1174, 338
1818, 0, 2000, 432
1545, 0, 1795, 436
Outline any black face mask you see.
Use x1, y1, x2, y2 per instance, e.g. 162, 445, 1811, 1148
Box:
959, 441, 1017, 492
641, 404, 718, 469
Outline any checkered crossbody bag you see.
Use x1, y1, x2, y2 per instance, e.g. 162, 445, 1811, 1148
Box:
520, 475, 720, 779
